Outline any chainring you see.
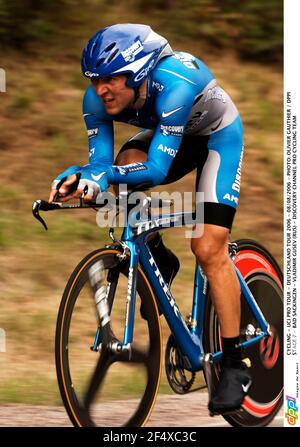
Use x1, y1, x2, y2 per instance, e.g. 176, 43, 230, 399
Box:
165, 334, 196, 394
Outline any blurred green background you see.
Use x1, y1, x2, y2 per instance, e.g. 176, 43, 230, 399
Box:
0, 0, 282, 406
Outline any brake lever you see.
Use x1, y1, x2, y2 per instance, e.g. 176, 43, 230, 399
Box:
32, 199, 62, 230
32, 195, 110, 231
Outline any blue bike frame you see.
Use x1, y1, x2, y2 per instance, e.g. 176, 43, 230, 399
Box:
111, 211, 270, 372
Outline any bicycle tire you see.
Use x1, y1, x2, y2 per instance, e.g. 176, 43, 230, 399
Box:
55, 246, 162, 427
203, 239, 283, 427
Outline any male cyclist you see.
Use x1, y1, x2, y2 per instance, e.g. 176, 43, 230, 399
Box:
48, 23, 251, 416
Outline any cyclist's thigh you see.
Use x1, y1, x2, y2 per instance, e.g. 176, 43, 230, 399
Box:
115, 129, 209, 182
161, 134, 209, 184
196, 115, 244, 230
115, 129, 154, 164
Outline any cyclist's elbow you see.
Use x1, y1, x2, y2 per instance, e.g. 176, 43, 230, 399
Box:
148, 162, 168, 186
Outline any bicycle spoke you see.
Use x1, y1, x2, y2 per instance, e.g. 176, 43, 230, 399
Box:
83, 348, 113, 410
129, 346, 148, 364
56, 250, 162, 427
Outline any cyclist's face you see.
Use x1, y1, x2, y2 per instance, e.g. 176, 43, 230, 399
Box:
91, 75, 134, 115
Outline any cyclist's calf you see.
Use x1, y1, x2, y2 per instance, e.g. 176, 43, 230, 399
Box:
191, 224, 241, 337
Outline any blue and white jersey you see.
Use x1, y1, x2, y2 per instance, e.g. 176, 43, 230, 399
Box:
82, 51, 239, 187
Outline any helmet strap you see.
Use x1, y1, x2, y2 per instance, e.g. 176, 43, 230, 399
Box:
132, 79, 148, 108
133, 87, 140, 104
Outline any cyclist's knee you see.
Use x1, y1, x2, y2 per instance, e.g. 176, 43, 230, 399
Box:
113, 148, 148, 194
114, 148, 147, 166
191, 225, 229, 270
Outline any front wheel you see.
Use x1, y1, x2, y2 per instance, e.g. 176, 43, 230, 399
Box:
204, 239, 283, 427
55, 247, 162, 427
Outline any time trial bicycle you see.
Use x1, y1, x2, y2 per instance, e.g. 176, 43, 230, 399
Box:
32, 190, 283, 427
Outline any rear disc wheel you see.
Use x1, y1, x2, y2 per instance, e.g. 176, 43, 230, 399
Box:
204, 239, 283, 427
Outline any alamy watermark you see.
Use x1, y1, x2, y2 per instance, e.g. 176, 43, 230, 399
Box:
0, 328, 6, 352
95, 184, 205, 238
0, 68, 6, 92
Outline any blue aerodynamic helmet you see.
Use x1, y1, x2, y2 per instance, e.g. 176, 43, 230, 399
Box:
81, 23, 173, 88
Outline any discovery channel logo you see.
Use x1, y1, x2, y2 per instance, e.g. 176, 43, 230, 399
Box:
285, 395, 298, 426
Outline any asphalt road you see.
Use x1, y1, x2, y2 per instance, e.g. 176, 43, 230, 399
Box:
0, 393, 284, 427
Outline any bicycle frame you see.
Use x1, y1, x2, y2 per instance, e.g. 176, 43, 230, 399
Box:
32, 198, 271, 372
116, 210, 271, 372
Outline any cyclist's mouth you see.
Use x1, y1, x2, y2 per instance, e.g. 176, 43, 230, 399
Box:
103, 98, 114, 104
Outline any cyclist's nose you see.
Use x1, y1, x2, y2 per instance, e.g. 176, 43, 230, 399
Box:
94, 81, 109, 97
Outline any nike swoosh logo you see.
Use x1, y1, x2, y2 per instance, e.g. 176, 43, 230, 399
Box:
242, 381, 252, 393
83, 113, 92, 117
91, 172, 106, 181
161, 107, 183, 118
211, 118, 223, 132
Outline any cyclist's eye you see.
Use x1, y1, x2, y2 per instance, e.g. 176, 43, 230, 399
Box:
103, 76, 115, 83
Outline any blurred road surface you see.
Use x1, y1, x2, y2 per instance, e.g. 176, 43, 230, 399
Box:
0, 393, 283, 427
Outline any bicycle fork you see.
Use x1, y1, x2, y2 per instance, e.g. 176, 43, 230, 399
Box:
88, 261, 120, 353
88, 247, 138, 358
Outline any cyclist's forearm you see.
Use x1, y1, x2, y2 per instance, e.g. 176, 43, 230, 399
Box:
87, 127, 114, 165
106, 161, 166, 187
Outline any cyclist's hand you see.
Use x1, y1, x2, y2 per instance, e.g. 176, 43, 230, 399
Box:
79, 165, 109, 202
49, 165, 82, 203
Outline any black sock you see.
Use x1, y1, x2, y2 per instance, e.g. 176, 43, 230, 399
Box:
221, 336, 242, 365
147, 233, 179, 285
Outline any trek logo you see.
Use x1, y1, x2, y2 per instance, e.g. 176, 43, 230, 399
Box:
160, 125, 184, 137
134, 59, 155, 83
121, 40, 143, 62
85, 71, 99, 78
285, 396, 298, 426
134, 215, 181, 235
87, 128, 98, 138
157, 144, 177, 157
125, 267, 134, 326
149, 256, 180, 317
161, 106, 183, 118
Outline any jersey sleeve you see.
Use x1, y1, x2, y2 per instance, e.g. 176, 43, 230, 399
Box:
82, 85, 114, 166
106, 81, 196, 186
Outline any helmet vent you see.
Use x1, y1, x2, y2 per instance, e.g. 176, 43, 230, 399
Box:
106, 49, 119, 63
104, 42, 117, 52
90, 41, 97, 57
96, 57, 105, 67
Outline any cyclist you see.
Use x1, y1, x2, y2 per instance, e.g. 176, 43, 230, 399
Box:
49, 23, 251, 415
